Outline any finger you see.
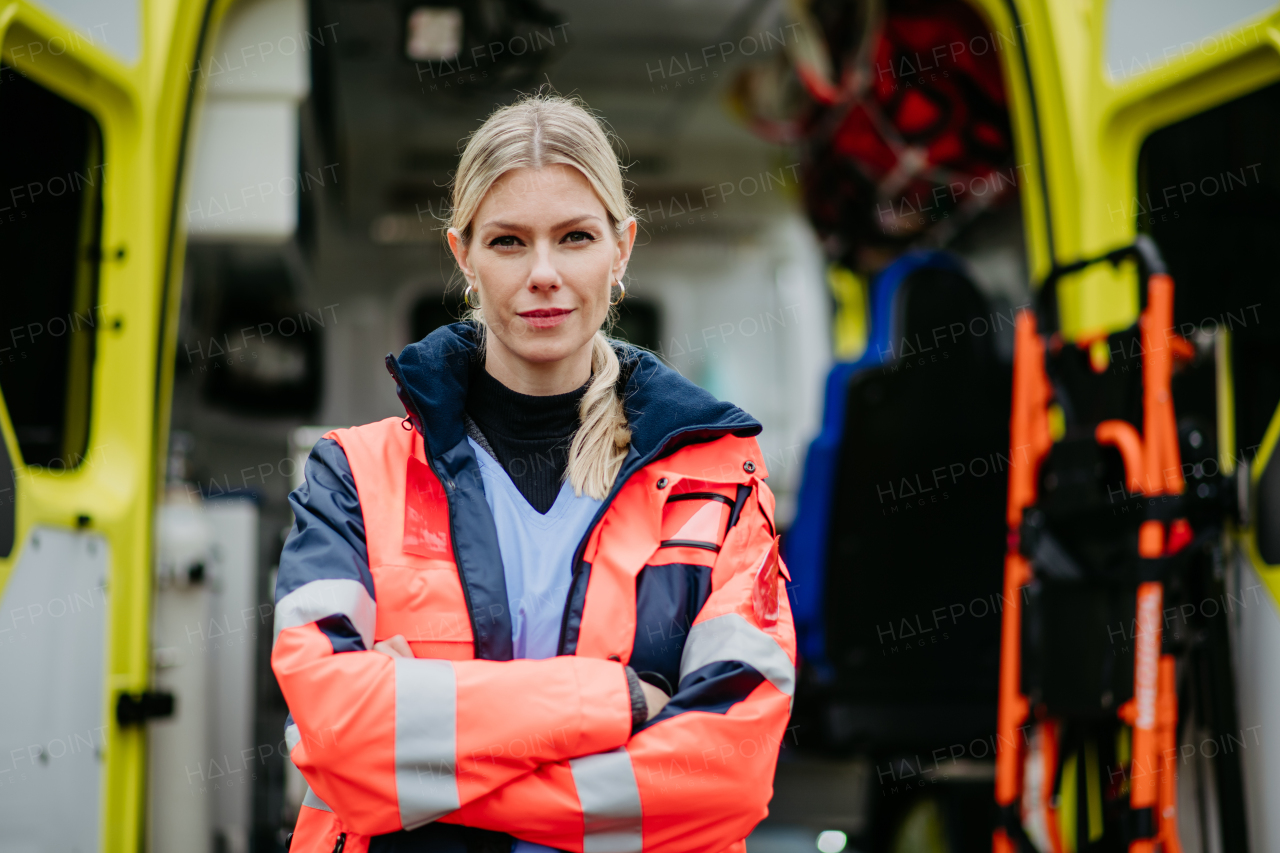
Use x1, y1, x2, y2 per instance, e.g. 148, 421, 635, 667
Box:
372, 637, 411, 658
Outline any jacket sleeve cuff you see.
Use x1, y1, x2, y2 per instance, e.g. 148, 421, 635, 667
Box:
625, 666, 648, 733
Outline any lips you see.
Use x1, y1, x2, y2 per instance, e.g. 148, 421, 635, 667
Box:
517, 308, 573, 329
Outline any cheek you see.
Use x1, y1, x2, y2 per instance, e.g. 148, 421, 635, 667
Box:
582, 291, 611, 327
474, 257, 527, 307
561, 252, 611, 302
574, 268, 612, 315
563, 247, 610, 278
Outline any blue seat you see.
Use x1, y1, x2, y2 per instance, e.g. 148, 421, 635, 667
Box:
785, 251, 967, 678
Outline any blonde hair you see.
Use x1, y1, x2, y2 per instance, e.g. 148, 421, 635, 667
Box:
450, 93, 634, 500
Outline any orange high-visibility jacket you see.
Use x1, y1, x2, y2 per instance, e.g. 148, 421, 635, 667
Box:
274, 324, 796, 853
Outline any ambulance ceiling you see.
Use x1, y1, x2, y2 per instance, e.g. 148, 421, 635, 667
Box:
309, 0, 791, 232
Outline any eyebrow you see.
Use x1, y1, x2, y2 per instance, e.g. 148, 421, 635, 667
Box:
479, 214, 603, 233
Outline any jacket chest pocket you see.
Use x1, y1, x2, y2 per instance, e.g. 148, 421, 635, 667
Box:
656, 490, 735, 553
372, 561, 474, 654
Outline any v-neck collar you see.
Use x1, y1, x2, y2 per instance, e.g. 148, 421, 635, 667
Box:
470, 437, 590, 526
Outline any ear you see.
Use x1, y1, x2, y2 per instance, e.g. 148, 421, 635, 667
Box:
612, 217, 637, 282
447, 228, 475, 282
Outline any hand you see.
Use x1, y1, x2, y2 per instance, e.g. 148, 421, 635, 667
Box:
640, 680, 669, 721
373, 634, 412, 658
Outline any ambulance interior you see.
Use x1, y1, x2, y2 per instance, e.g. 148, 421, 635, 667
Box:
126, 0, 1280, 851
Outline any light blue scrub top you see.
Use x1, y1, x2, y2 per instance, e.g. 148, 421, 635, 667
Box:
469, 438, 604, 853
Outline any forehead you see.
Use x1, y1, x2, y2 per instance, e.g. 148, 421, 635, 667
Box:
476, 163, 606, 221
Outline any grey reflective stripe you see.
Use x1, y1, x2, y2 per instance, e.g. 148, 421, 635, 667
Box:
570, 748, 643, 853
285, 722, 301, 752
273, 578, 376, 649
395, 658, 459, 829
302, 786, 333, 812
679, 613, 795, 696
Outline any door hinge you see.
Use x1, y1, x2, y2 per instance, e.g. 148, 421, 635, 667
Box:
116, 691, 175, 726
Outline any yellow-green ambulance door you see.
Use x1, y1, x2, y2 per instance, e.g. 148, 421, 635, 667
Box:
1098, 11, 1280, 852
0, 1, 211, 850
960, 0, 1280, 848
1252, 411, 1280, 604
1229, 356, 1280, 853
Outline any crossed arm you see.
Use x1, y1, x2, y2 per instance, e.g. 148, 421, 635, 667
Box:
372, 633, 672, 719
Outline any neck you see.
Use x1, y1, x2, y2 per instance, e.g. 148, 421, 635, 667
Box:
484, 333, 594, 396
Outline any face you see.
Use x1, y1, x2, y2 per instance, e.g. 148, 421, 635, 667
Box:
448, 163, 636, 389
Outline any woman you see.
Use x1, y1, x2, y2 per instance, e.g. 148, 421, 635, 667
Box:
273, 94, 795, 853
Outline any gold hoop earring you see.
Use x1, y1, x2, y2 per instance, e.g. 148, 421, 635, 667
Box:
464, 283, 481, 310
609, 278, 626, 306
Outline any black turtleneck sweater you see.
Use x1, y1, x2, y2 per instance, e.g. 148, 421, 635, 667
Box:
464, 364, 589, 514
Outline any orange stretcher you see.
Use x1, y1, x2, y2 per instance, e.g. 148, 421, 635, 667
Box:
993, 238, 1191, 853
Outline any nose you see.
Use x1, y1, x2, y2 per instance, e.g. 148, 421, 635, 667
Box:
528, 242, 558, 292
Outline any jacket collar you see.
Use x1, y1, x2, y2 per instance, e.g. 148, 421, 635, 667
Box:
385, 322, 761, 464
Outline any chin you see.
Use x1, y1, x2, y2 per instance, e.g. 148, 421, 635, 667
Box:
512, 341, 581, 364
